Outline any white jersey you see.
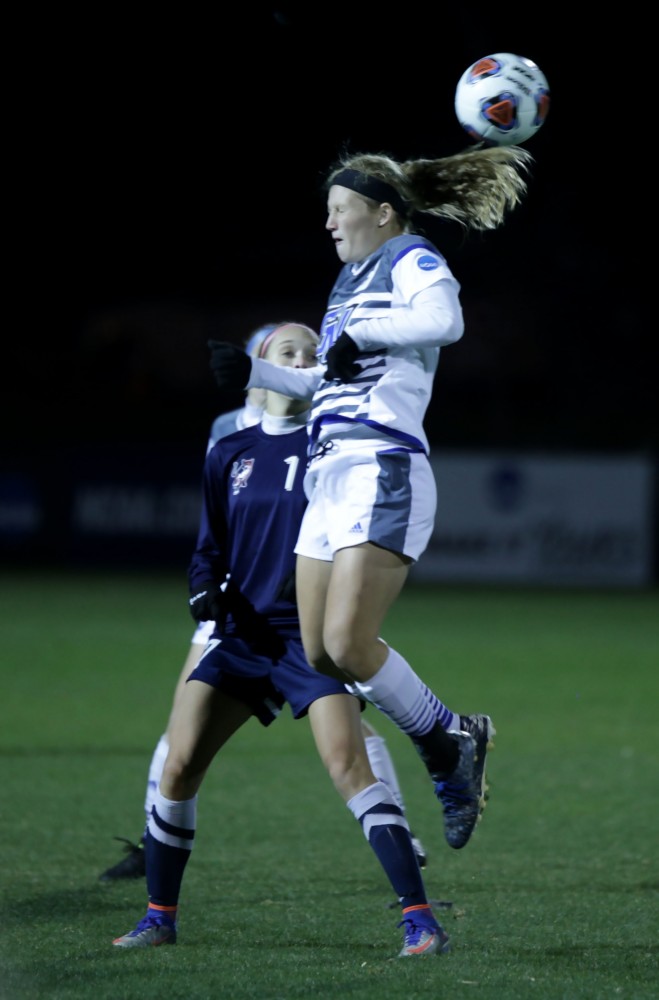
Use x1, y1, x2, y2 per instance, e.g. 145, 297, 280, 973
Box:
247, 234, 463, 458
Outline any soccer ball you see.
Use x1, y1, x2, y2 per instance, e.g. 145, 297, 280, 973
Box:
454, 52, 550, 146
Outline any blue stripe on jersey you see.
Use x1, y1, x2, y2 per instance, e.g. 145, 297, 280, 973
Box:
307, 414, 426, 458
311, 233, 447, 455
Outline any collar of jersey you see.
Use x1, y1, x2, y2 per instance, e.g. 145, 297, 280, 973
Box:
261, 411, 309, 435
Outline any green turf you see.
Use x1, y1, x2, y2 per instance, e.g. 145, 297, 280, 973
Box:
1, 570, 658, 999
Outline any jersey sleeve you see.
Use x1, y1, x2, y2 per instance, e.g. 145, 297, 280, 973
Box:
188, 446, 230, 592
208, 409, 241, 451
246, 358, 323, 398
347, 281, 464, 350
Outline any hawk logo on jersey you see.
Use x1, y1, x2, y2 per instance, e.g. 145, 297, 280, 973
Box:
230, 458, 255, 494
417, 254, 440, 272
319, 305, 357, 361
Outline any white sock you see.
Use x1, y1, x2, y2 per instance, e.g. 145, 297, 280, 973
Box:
364, 735, 406, 813
346, 780, 409, 835
148, 787, 197, 850
144, 734, 169, 830
352, 646, 459, 736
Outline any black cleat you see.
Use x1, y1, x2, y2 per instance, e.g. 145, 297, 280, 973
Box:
434, 731, 481, 849
99, 837, 145, 881
459, 714, 496, 806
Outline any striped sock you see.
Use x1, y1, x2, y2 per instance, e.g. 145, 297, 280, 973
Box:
145, 788, 197, 906
347, 781, 427, 910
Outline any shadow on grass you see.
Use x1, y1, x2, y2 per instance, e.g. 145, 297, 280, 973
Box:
3, 884, 134, 927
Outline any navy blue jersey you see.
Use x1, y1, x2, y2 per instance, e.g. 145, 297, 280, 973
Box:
189, 423, 308, 640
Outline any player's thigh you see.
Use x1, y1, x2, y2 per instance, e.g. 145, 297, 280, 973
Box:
296, 553, 332, 664
166, 678, 251, 777
325, 542, 410, 652
166, 640, 207, 732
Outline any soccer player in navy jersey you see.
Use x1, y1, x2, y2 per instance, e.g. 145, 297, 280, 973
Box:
208, 147, 531, 856
99, 324, 272, 881
100, 322, 427, 882
112, 323, 446, 957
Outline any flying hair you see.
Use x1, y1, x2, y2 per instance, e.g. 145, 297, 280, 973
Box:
326, 146, 534, 232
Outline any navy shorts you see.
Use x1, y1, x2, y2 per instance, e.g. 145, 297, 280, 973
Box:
188, 633, 354, 727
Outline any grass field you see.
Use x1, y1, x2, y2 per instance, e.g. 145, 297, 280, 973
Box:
1, 569, 658, 1000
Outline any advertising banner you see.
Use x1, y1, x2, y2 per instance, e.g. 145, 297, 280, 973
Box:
412, 452, 654, 587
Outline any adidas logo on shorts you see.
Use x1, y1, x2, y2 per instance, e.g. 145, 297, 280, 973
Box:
348, 522, 363, 533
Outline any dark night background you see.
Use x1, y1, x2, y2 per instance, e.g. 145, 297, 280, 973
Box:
3, 7, 655, 570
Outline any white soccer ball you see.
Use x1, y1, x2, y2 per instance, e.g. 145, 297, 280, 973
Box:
454, 52, 550, 146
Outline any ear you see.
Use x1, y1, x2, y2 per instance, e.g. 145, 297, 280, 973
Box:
378, 203, 394, 227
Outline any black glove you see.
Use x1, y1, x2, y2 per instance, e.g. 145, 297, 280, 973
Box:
324, 332, 360, 382
189, 583, 228, 627
208, 340, 252, 390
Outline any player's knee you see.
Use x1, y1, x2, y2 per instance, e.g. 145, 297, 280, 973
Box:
161, 752, 196, 797
323, 629, 369, 680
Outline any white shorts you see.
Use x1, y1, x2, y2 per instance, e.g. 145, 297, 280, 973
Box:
191, 619, 216, 646
295, 440, 436, 562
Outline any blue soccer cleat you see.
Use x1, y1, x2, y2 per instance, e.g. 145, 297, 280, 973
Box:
398, 907, 450, 957
434, 730, 482, 849
113, 912, 177, 948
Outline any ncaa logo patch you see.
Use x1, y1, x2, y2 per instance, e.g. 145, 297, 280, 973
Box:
417, 254, 440, 271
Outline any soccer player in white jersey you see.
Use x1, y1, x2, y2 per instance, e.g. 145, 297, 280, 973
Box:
209, 146, 532, 852
100, 322, 428, 882
112, 323, 448, 958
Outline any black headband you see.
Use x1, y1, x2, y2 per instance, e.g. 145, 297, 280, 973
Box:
330, 168, 409, 218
